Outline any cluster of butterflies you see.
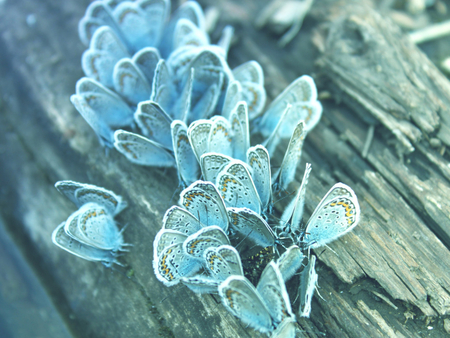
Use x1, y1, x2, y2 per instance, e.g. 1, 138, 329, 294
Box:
152, 144, 360, 336
51, 181, 130, 266
70, 0, 321, 184
51, 0, 361, 337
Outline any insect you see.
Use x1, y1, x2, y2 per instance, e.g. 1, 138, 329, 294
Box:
299, 183, 361, 249
52, 181, 129, 265
219, 261, 295, 334
134, 100, 173, 150
275, 245, 305, 282
153, 241, 203, 286
63, 202, 126, 252
54, 180, 127, 215
183, 225, 230, 259
227, 207, 276, 256
171, 120, 200, 187
113, 130, 175, 167
271, 121, 307, 194
216, 160, 262, 214
179, 181, 229, 232
82, 26, 129, 89
204, 245, 244, 281
231, 61, 266, 120
257, 75, 321, 139
52, 222, 120, 267
79, 0, 170, 53
247, 145, 272, 213
279, 163, 312, 233
153, 206, 231, 286
71, 77, 134, 147
188, 100, 251, 163
298, 255, 318, 318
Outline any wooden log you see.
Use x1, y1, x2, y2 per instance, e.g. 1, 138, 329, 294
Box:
313, 2, 450, 245
1, 0, 450, 337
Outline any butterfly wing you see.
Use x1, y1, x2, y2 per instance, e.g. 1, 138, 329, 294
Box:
258, 75, 317, 137
299, 255, 318, 317
280, 163, 312, 232
303, 183, 360, 249
216, 160, 262, 214
183, 225, 230, 259
229, 102, 250, 161
208, 116, 233, 157
227, 207, 275, 252
179, 181, 228, 232
200, 152, 232, 183
204, 245, 244, 280
171, 120, 200, 187
162, 205, 204, 235
257, 261, 294, 324
52, 222, 118, 266
276, 245, 305, 283
113, 130, 175, 167
82, 26, 129, 88
135, 100, 173, 149
153, 228, 188, 258
153, 242, 202, 286
247, 145, 272, 212
187, 119, 212, 163
219, 276, 273, 333
113, 58, 152, 105
274, 121, 307, 193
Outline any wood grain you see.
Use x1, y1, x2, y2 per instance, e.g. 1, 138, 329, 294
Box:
1, 0, 450, 337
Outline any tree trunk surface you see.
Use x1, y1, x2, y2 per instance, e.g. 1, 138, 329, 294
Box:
1, 0, 449, 337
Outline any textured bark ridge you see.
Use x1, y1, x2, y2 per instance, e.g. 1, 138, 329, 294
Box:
1, 0, 450, 337
315, 3, 450, 157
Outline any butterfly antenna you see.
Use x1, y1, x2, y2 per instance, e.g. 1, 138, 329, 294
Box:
272, 189, 296, 206
316, 248, 326, 258
235, 229, 255, 250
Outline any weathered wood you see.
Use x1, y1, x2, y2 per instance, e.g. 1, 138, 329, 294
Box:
1, 0, 450, 337
314, 3, 450, 244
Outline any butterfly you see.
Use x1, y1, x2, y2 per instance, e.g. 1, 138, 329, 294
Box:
257, 75, 321, 139
219, 261, 295, 334
71, 77, 134, 147
52, 222, 121, 266
54, 180, 127, 215
113, 130, 175, 167
52, 180, 129, 265
299, 183, 361, 249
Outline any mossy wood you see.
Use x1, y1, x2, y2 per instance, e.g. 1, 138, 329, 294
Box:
0, 0, 449, 337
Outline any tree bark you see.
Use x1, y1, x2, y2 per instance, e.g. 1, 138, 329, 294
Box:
1, 0, 450, 337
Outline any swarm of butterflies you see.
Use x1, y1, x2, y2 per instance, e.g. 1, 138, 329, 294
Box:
51, 1, 361, 337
